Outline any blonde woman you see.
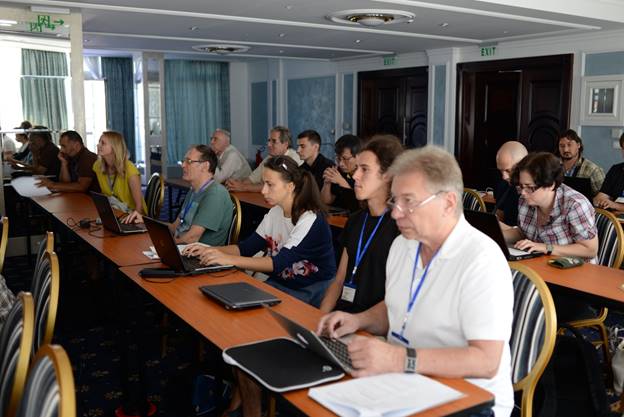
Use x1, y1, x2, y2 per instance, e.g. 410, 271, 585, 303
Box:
93, 131, 146, 220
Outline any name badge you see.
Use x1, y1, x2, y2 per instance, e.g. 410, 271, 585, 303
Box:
341, 284, 356, 303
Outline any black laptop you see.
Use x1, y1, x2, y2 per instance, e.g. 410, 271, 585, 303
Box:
464, 210, 543, 261
90, 191, 146, 234
266, 308, 353, 373
199, 282, 281, 310
143, 215, 233, 274
564, 176, 593, 201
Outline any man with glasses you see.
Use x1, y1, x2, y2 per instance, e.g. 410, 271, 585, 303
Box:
226, 126, 302, 192
296, 129, 335, 189
210, 128, 251, 184
318, 146, 514, 417
321, 134, 361, 212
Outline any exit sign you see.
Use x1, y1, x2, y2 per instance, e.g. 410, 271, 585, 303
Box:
383, 56, 397, 66
480, 46, 497, 57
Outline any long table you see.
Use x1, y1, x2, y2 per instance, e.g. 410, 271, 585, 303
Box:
120, 264, 495, 417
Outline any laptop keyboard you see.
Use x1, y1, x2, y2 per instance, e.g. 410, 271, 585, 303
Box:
320, 336, 353, 369
182, 255, 205, 270
120, 223, 145, 232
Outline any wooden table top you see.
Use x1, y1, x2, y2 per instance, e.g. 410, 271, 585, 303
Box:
120, 265, 494, 417
31, 192, 95, 213
519, 256, 624, 306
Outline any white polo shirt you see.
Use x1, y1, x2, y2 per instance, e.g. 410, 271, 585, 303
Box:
385, 215, 514, 417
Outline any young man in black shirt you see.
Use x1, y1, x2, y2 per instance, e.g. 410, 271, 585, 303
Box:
296, 129, 334, 190
321, 134, 362, 213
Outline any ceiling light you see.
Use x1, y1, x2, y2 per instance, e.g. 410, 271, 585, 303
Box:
327, 9, 415, 27
279, 33, 286, 37
30, 6, 71, 15
189, 26, 198, 31
192, 44, 250, 55
355, 39, 361, 43
284, 5, 293, 10
0, 20, 17, 26
439, 22, 449, 28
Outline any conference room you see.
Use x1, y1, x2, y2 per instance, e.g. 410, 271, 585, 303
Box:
1, 1, 624, 417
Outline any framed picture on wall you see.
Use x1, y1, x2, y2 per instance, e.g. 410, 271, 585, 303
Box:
580, 75, 624, 126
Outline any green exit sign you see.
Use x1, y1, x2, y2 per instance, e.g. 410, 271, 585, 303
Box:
383, 56, 397, 66
480, 46, 497, 57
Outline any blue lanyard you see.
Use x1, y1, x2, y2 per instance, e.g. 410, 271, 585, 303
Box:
180, 179, 213, 224
348, 210, 387, 284
397, 243, 438, 338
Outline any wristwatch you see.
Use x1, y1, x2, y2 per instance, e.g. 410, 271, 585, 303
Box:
546, 243, 553, 255
404, 348, 417, 373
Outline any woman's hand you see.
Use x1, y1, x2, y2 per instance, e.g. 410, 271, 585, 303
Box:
122, 210, 143, 224
514, 239, 546, 253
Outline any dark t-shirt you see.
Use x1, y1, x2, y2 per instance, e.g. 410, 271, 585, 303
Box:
330, 172, 359, 213
493, 179, 519, 226
599, 162, 624, 200
35, 141, 60, 180
69, 147, 100, 192
334, 209, 400, 314
302, 153, 334, 190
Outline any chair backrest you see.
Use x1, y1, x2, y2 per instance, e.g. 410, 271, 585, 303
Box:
462, 188, 486, 212
31, 252, 59, 353
594, 208, 624, 269
0, 217, 8, 273
145, 172, 165, 219
227, 193, 242, 245
16, 344, 75, 417
32, 232, 54, 282
509, 262, 557, 417
0, 292, 34, 417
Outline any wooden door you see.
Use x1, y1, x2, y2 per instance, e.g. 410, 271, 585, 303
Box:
456, 54, 572, 189
358, 67, 428, 147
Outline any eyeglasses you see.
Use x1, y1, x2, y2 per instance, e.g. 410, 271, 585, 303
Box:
179, 158, 206, 165
335, 155, 354, 163
515, 184, 540, 194
387, 192, 441, 214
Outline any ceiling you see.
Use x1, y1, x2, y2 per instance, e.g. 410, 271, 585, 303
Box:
3, 0, 624, 60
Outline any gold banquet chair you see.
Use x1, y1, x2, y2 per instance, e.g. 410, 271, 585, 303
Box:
462, 188, 486, 212
31, 251, 60, 352
15, 344, 76, 417
0, 292, 35, 417
509, 262, 557, 417
228, 193, 242, 245
0, 217, 8, 273
145, 172, 165, 219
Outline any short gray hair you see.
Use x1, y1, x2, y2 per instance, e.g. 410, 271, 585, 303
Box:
388, 145, 464, 215
214, 128, 231, 141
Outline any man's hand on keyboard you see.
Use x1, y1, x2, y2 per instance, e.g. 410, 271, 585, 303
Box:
348, 335, 405, 378
317, 311, 359, 339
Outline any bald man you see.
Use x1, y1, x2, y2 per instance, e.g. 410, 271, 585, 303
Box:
494, 141, 527, 227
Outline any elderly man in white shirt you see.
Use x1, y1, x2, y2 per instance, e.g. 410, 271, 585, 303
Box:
226, 125, 302, 192
210, 129, 252, 184
318, 146, 514, 417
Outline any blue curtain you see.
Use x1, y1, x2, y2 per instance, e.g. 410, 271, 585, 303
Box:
165, 60, 230, 162
102, 57, 136, 160
20, 49, 68, 131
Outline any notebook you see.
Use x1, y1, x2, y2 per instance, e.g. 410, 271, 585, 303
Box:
267, 308, 354, 373
91, 191, 147, 234
199, 282, 281, 310
143, 215, 233, 274
464, 210, 543, 261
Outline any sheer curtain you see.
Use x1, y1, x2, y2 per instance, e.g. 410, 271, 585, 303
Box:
20, 49, 68, 130
102, 57, 136, 160
164, 60, 230, 162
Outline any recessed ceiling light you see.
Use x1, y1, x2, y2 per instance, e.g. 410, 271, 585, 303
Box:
192, 44, 250, 55
355, 39, 361, 43
0, 20, 17, 26
279, 33, 286, 37
284, 5, 293, 10
439, 22, 449, 28
189, 26, 199, 31
327, 9, 415, 27
279, 50, 284, 54
503, 30, 509, 34
83, 39, 90, 43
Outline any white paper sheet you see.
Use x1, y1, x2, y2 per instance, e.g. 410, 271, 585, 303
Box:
308, 373, 465, 417
11, 176, 52, 197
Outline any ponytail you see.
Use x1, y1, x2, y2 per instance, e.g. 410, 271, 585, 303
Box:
264, 156, 327, 224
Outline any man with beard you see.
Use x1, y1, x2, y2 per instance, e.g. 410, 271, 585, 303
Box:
558, 129, 604, 198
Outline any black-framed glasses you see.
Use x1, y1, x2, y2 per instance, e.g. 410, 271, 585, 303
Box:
515, 184, 540, 194
387, 192, 441, 214
335, 155, 354, 163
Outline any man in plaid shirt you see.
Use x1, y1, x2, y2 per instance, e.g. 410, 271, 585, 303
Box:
559, 129, 604, 197
0, 275, 15, 329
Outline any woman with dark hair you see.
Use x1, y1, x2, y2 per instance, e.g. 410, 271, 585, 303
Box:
503, 151, 598, 260
320, 135, 403, 313
185, 155, 336, 306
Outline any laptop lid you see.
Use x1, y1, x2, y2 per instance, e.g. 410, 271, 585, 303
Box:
199, 282, 280, 310
464, 210, 541, 261
91, 191, 125, 234
266, 308, 352, 372
563, 176, 592, 201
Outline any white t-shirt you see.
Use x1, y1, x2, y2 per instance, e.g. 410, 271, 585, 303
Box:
385, 215, 514, 417
255, 205, 316, 255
